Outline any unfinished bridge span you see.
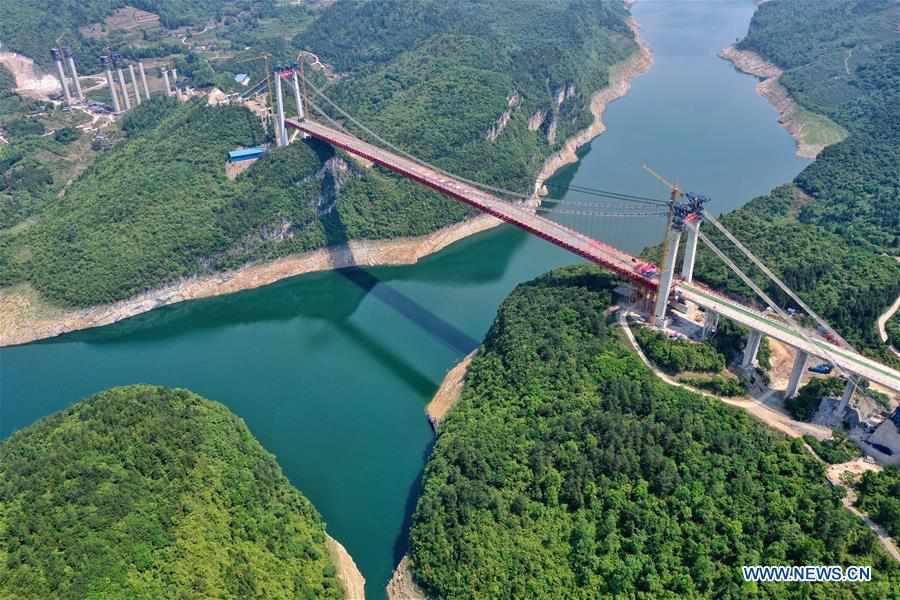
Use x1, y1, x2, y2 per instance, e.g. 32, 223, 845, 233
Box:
284, 117, 900, 397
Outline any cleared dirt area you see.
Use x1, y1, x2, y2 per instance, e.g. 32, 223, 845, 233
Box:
826, 460, 900, 561
0, 51, 60, 100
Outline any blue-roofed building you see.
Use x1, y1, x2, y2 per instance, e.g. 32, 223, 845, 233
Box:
234, 73, 251, 86
226, 145, 268, 180
228, 146, 266, 162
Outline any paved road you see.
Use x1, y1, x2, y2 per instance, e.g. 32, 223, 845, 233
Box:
679, 283, 900, 394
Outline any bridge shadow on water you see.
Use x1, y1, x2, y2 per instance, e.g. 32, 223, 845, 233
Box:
320, 204, 480, 356
47, 216, 492, 359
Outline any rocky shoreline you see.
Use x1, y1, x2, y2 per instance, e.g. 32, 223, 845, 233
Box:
719, 45, 836, 159
326, 534, 366, 600
384, 15, 654, 600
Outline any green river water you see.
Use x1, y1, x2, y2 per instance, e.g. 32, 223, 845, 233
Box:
0, 1, 812, 597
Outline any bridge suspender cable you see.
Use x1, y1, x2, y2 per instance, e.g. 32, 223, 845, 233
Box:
697, 230, 850, 379
304, 80, 674, 209
703, 211, 851, 349
536, 207, 669, 218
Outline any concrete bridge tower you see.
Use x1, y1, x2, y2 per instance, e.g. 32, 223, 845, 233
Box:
291, 65, 306, 121
681, 219, 701, 282
653, 227, 682, 326
273, 64, 288, 147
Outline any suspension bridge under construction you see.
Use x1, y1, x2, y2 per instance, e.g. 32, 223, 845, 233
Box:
240, 59, 900, 406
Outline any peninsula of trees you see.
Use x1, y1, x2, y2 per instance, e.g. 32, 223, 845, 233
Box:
406, 265, 899, 598
0, 385, 343, 600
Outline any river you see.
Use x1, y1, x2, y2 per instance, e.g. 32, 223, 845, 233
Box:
0, 1, 809, 598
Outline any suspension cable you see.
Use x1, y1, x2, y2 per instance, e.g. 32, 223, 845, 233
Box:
703, 211, 851, 349
305, 80, 532, 200
537, 207, 669, 218
539, 197, 669, 211
305, 80, 673, 208
697, 231, 849, 378
567, 185, 670, 207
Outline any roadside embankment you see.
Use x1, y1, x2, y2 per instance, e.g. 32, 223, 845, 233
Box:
719, 46, 846, 159
0, 14, 654, 349
326, 534, 366, 600
877, 293, 900, 345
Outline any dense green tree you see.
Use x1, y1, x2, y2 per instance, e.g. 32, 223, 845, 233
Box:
0, 385, 342, 600
803, 432, 863, 465
785, 377, 846, 422
408, 265, 900, 598
856, 466, 900, 545
634, 326, 727, 374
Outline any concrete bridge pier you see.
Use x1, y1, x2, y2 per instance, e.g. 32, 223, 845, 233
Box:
64, 49, 83, 101
139, 62, 151, 99
835, 376, 861, 417
52, 49, 73, 105
741, 329, 763, 369
785, 350, 809, 398
161, 68, 173, 96
702, 309, 719, 340
129, 64, 142, 105
105, 64, 122, 113
653, 229, 682, 326
117, 68, 131, 110
681, 221, 700, 283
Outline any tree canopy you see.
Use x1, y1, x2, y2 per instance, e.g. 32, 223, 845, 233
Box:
0, 385, 343, 600
408, 265, 900, 599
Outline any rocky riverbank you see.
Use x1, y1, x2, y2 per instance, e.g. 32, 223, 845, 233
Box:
426, 350, 476, 424
326, 534, 366, 600
0, 14, 653, 348
718, 45, 844, 159
385, 556, 428, 600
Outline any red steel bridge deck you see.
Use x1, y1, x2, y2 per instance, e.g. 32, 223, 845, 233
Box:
288, 118, 900, 393
287, 118, 660, 289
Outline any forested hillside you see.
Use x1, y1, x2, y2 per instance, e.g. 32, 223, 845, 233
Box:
856, 466, 900, 546
674, 0, 900, 358
0, 1, 272, 71
0, 385, 343, 600
407, 265, 900, 599
0, 1, 637, 309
